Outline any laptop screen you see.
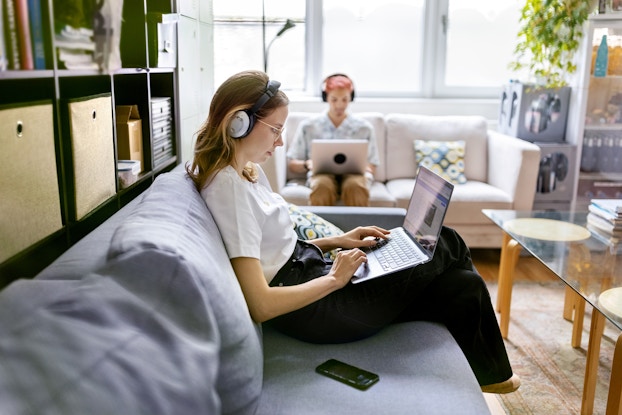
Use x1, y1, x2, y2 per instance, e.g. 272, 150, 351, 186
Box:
403, 167, 454, 256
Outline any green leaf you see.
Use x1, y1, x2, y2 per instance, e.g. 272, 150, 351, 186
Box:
509, 0, 595, 88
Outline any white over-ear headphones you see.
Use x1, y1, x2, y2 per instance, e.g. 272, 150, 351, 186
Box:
229, 79, 281, 139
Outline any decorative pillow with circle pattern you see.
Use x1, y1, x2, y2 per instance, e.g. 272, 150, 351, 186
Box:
288, 203, 343, 260
414, 139, 467, 184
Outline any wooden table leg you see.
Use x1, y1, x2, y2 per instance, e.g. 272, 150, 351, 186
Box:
569, 289, 586, 348
606, 332, 622, 415
496, 233, 512, 312
569, 275, 614, 349
582, 309, 607, 415
496, 233, 522, 339
564, 285, 575, 321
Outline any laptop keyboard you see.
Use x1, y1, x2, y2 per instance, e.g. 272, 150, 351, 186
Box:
373, 230, 426, 271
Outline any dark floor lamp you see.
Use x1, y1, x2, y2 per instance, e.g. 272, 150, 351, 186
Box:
263, 19, 296, 73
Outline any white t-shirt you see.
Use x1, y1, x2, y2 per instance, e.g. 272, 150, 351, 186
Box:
201, 165, 297, 283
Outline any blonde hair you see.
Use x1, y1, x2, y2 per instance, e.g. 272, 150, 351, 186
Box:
186, 70, 289, 190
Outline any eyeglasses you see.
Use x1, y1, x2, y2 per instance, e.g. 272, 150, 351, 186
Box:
257, 119, 285, 142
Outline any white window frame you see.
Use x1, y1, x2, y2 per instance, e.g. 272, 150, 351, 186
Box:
210, 0, 515, 99
299, 0, 508, 99
431, 0, 513, 99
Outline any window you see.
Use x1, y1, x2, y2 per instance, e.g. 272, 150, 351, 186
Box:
322, 0, 425, 97
211, 0, 522, 99
437, 0, 525, 97
212, 1, 306, 90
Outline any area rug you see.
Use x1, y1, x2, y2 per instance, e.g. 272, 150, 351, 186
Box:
486, 281, 617, 414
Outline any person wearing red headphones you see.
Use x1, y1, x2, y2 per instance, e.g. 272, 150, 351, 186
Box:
287, 74, 379, 206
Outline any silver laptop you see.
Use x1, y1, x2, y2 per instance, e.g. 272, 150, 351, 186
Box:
311, 139, 368, 175
351, 166, 454, 284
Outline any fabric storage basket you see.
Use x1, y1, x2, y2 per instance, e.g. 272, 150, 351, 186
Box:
0, 101, 63, 263
67, 93, 116, 220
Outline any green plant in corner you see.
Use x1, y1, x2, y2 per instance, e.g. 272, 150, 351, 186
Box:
509, 0, 597, 89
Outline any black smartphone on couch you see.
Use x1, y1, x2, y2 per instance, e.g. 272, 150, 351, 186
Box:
315, 359, 379, 391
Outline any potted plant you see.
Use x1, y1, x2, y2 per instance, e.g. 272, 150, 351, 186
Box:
509, 0, 597, 89
499, 0, 598, 141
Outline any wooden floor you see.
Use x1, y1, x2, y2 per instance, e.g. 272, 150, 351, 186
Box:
470, 248, 558, 284
473, 249, 588, 415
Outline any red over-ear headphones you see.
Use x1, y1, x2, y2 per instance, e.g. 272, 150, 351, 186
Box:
321, 73, 355, 102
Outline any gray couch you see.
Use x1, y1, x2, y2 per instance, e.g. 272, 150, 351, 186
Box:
0, 167, 491, 414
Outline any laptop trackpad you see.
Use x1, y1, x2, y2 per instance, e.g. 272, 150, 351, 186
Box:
353, 263, 369, 280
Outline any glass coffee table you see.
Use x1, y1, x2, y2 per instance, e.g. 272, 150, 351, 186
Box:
483, 209, 622, 415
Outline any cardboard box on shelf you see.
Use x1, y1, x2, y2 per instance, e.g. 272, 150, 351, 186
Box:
115, 105, 143, 172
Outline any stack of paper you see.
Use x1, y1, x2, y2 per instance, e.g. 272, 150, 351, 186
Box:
55, 25, 97, 70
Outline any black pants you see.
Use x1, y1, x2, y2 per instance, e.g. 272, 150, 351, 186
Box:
268, 226, 513, 386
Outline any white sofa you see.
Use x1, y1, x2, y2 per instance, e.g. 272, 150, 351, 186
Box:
261, 112, 541, 249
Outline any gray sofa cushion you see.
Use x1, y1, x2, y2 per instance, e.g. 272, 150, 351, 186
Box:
35, 195, 144, 281
0, 265, 220, 415
108, 171, 263, 415
259, 322, 490, 415
258, 203, 490, 414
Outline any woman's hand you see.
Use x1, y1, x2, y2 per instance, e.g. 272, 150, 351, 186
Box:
310, 226, 390, 255
328, 248, 368, 288
337, 226, 390, 250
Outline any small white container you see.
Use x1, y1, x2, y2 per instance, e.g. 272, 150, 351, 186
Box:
118, 160, 141, 189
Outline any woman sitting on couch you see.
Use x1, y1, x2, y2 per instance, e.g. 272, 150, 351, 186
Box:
186, 70, 520, 394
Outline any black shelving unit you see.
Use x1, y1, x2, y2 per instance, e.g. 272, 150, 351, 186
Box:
0, 0, 180, 289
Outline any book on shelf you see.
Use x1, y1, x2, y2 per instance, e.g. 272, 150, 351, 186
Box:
587, 223, 620, 245
27, 0, 45, 69
591, 199, 622, 216
0, 0, 6, 70
55, 25, 97, 70
588, 204, 622, 225
587, 211, 622, 236
57, 48, 97, 69
3, 0, 20, 70
13, 0, 33, 69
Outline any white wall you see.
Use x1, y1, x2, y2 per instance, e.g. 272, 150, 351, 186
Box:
288, 97, 501, 129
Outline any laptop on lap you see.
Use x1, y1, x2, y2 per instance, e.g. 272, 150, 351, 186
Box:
351, 166, 454, 284
311, 139, 368, 175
